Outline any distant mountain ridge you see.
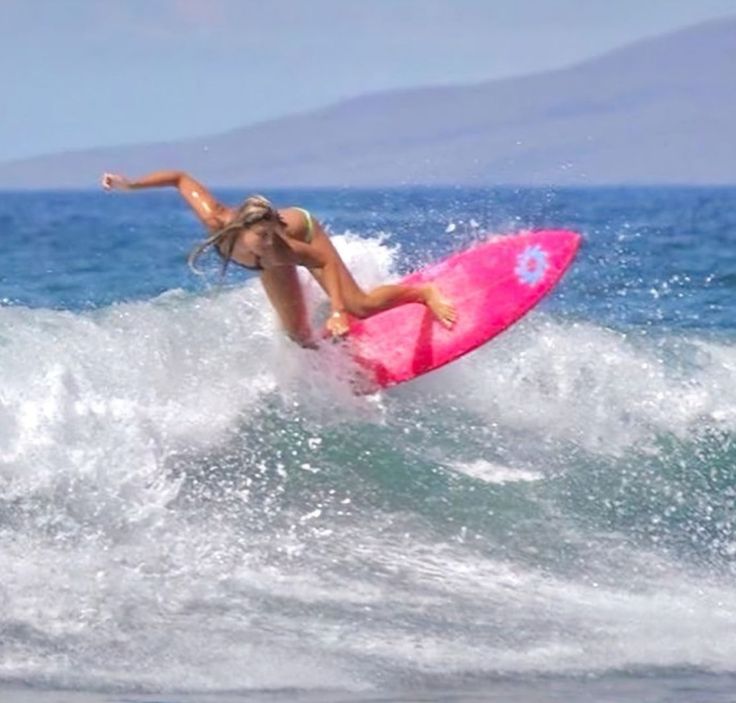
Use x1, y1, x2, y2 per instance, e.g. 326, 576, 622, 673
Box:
2, 16, 734, 188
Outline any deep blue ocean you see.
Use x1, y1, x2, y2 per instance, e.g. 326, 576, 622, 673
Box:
1, 186, 735, 703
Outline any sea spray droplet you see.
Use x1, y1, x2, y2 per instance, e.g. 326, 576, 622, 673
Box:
300, 508, 322, 522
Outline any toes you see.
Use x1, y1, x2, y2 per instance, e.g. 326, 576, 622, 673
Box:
435, 302, 457, 329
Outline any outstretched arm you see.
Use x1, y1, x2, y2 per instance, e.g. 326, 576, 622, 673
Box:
101, 170, 229, 232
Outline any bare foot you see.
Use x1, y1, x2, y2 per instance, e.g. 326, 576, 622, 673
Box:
423, 286, 457, 329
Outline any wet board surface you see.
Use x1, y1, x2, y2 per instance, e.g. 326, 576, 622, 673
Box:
348, 230, 582, 389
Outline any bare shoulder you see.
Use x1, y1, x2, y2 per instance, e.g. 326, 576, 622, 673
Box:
278, 207, 318, 241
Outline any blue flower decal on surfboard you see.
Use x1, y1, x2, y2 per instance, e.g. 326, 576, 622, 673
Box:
515, 244, 549, 286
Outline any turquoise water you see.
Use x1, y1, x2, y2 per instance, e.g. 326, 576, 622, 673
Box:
0, 187, 734, 701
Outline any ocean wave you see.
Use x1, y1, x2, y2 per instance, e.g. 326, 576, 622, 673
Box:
1, 232, 735, 690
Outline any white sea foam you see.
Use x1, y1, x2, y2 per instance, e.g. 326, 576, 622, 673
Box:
448, 459, 543, 484
1, 232, 736, 690
409, 316, 736, 454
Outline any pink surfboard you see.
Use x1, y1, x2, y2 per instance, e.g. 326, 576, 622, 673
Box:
348, 230, 581, 390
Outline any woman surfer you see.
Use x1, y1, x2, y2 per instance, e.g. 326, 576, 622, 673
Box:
101, 170, 456, 346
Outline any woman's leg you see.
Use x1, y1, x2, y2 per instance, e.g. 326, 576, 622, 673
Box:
259, 266, 315, 347
349, 283, 457, 328
308, 230, 456, 328
318, 260, 457, 328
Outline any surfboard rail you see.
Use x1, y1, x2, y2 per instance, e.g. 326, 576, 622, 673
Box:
348, 230, 582, 390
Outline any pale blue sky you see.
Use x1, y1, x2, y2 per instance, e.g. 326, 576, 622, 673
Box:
3, 0, 735, 162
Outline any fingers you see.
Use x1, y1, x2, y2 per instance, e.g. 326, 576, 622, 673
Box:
329, 325, 349, 338
325, 318, 350, 339
100, 172, 127, 191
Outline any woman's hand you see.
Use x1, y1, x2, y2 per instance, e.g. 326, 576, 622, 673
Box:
325, 310, 350, 339
101, 172, 132, 191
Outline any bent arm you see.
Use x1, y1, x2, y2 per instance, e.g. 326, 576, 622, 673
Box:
287, 238, 346, 313
321, 256, 346, 314
102, 170, 229, 232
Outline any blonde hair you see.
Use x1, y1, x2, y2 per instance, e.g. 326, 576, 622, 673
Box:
187, 194, 285, 275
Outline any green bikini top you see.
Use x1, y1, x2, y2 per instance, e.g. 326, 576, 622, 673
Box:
294, 207, 314, 243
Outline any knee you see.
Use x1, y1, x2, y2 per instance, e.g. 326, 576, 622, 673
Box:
349, 306, 368, 319
346, 297, 371, 319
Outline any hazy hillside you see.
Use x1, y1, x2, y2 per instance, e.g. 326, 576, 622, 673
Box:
1, 16, 734, 188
